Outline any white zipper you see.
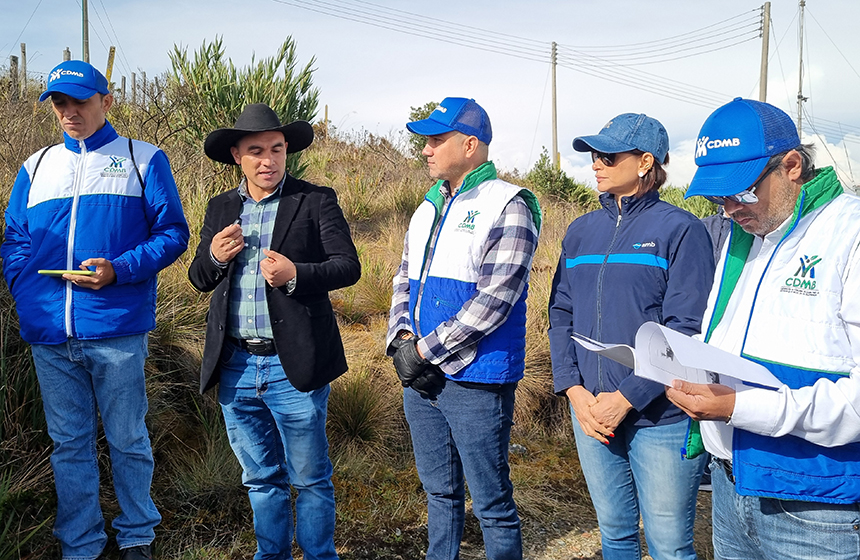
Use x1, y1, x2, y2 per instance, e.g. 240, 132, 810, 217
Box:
64, 139, 87, 337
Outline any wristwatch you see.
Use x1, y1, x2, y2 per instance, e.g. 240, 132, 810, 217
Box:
284, 275, 297, 294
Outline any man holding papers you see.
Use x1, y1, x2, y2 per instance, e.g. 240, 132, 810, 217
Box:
668, 98, 860, 560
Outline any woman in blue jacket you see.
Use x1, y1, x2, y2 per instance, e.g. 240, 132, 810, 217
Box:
548, 114, 715, 560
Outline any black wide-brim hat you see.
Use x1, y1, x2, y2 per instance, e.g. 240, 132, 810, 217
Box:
204, 103, 314, 165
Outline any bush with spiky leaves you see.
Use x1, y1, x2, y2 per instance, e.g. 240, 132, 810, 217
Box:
168, 36, 319, 179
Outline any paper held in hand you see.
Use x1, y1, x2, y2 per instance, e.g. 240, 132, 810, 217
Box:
571, 322, 781, 390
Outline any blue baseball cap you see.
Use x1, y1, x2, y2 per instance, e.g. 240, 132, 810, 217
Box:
39, 60, 110, 102
406, 97, 492, 145
573, 113, 669, 164
686, 98, 799, 198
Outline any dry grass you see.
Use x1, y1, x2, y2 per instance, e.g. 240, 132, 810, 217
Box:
0, 84, 713, 559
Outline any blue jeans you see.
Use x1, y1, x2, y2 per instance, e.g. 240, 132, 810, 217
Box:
218, 341, 337, 560
711, 458, 860, 560
403, 381, 522, 560
572, 415, 704, 560
30, 335, 160, 560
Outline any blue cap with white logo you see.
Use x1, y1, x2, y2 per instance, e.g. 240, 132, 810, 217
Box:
39, 60, 110, 102
406, 97, 492, 145
686, 98, 800, 198
573, 113, 669, 164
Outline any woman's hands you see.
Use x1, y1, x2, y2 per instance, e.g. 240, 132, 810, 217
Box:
566, 386, 633, 444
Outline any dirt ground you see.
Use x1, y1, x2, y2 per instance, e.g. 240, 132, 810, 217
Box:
521, 489, 714, 560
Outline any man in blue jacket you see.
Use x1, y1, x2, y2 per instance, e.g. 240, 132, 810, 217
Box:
1, 60, 189, 560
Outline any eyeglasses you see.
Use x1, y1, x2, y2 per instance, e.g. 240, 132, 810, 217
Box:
703, 160, 782, 206
591, 151, 617, 166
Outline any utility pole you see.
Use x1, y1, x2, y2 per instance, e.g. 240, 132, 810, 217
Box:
796, 0, 807, 137
759, 2, 771, 102
20, 43, 27, 98
10, 56, 19, 102
131, 72, 137, 104
105, 46, 116, 88
551, 42, 559, 170
82, 0, 90, 63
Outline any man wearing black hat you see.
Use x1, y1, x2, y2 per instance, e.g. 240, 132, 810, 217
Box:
2, 60, 188, 560
188, 103, 360, 560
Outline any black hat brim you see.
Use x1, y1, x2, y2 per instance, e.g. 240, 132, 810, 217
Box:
204, 120, 314, 165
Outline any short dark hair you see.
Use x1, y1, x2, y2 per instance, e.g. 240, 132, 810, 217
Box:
635, 152, 670, 197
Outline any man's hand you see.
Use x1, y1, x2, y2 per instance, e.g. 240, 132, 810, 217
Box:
392, 339, 429, 387
211, 223, 244, 263
666, 379, 736, 422
566, 385, 612, 444
63, 258, 116, 290
260, 249, 297, 288
589, 390, 633, 435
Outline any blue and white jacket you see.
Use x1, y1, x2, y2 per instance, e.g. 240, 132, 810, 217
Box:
549, 190, 715, 426
703, 167, 860, 504
1, 121, 189, 344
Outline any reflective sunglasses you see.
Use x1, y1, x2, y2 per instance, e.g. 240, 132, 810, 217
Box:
591, 151, 617, 166
703, 160, 782, 206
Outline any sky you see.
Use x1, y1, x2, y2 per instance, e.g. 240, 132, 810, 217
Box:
4, 0, 860, 189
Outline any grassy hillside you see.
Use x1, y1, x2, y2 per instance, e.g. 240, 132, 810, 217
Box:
0, 84, 714, 559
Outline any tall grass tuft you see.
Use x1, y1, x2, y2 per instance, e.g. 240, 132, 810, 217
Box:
168, 36, 319, 179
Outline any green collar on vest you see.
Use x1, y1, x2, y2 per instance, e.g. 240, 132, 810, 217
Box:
705, 166, 841, 340
422, 160, 542, 233
424, 161, 498, 210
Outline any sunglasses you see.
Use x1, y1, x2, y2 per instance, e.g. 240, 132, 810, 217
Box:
703, 160, 782, 206
591, 151, 618, 166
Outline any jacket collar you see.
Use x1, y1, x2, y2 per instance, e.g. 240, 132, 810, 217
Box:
63, 120, 118, 153
599, 189, 660, 219
424, 161, 497, 214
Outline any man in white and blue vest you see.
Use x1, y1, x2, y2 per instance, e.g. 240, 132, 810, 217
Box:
666, 98, 860, 560
2, 60, 189, 560
387, 97, 541, 560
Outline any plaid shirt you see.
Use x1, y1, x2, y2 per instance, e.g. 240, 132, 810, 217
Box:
387, 181, 538, 375
224, 177, 283, 340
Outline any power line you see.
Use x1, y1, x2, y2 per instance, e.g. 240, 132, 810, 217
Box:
557, 19, 760, 63
557, 26, 759, 66
557, 10, 759, 52
806, 8, 860, 84
4, 0, 45, 63
271, 0, 754, 110
94, 0, 134, 77
270, 0, 549, 61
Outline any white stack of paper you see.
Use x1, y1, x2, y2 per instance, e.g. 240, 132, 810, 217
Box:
571, 322, 781, 390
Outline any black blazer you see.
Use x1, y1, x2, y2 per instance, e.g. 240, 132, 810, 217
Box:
188, 174, 361, 394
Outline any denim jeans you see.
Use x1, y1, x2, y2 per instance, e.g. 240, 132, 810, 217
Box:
218, 341, 337, 560
711, 458, 860, 560
30, 334, 160, 560
403, 380, 522, 560
572, 415, 704, 560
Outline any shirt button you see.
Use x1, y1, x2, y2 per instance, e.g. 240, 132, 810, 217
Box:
247, 319, 253, 324
248, 295, 253, 299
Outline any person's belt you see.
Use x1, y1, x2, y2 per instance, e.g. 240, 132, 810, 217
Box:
228, 337, 277, 356
714, 457, 735, 483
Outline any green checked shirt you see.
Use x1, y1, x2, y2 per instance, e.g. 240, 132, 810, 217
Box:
224, 177, 284, 340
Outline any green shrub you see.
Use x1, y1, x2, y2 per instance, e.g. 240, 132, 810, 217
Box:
527, 148, 598, 211
168, 36, 319, 179
661, 185, 718, 218
406, 101, 438, 160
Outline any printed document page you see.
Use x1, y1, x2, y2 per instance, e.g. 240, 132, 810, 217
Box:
571, 322, 781, 390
